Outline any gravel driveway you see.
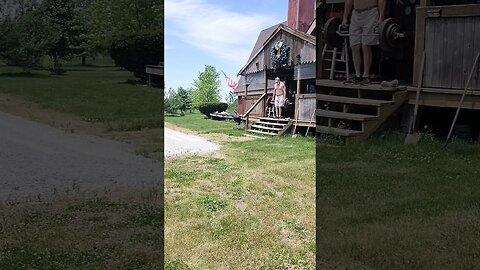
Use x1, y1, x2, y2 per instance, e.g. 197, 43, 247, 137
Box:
0, 112, 162, 203
164, 128, 220, 157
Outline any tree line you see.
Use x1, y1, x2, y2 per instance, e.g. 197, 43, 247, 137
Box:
0, 0, 163, 77
165, 65, 238, 116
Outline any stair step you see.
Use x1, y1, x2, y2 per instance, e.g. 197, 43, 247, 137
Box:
243, 133, 266, 139
316, 79, 398, 91
257, 121, 287, 127
316, 94, 394, 106
248, 129, 278, 136
258, 117, 291, 123
251, 124, 283, 131
316, 109, 378, 121
316, 126, 363, 137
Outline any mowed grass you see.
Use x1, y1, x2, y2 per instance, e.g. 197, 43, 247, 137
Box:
164, 117, 315, 269
165, 112, 244, 137
0, 193, 163, 270
0, 58, 164, 268
317, 133, 480, 269
0, 58, 163, 131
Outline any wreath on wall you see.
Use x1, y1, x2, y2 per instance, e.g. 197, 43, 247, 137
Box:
271, 40, 290, 68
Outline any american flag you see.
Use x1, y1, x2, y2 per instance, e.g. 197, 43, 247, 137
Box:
222, 71, 238, 90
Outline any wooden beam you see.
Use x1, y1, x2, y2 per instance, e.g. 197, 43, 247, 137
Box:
316, 1, 325, 80
413, 8, 427, 85
295, 65, 301, 121
420, 0, 430, 6
263, 65, 267, 117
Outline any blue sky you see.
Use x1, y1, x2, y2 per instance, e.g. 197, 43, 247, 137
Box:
165, 0, 287, 101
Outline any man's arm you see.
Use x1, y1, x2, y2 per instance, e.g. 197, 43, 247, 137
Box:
378, 0, 386, 22
342, 0, 353, 26
282, 82, 287, 98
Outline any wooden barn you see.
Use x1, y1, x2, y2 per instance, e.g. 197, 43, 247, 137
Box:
316, 0, 480, 143
236, 0, 317, 137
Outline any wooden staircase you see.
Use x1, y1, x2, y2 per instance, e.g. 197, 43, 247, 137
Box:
316, 79, 407, 144
245, 117, 293, 137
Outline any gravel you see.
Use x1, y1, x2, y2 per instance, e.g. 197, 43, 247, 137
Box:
0, 112, 162, 203
164, 128, 220, 158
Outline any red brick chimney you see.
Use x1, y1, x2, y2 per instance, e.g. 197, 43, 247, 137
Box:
288, 0, 315, 33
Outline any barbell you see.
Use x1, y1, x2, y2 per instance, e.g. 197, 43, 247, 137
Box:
323, 17, 407, 53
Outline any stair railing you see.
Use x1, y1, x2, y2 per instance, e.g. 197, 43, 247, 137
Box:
242, 93, 266, 130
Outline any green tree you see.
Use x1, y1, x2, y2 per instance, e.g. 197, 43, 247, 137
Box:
36, 0, 82, 74
164, 88, 180, 114
192, 65, 221, 108
176, 87, 192, 116
83, 0, 163, 52
225, 91, 238, 113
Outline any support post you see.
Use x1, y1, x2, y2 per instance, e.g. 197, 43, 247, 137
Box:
263, 65, 267, 117
295, 64, 301, 123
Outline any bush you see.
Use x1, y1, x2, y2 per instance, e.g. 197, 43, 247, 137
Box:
198, 102, 228, 118
110, 31, 163, 80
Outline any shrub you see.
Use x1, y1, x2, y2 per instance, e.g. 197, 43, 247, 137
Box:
198, 102, 228, 118
110, 31, 163, 80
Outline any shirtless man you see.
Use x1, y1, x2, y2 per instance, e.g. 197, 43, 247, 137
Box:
342, 0, 385, 85
273, 77, 287, 118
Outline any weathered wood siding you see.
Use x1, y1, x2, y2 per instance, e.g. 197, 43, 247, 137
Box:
294, 63, 316, 80
242, 72, 275, 94
298, 94, 316, 121
242, 27, 315, 75
423, 16, 480, 90
244, 95, 264, 116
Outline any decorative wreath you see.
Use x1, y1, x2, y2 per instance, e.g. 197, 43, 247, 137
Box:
271, 40, 290, 67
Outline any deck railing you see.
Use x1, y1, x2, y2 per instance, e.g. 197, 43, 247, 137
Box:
242, 93, 266, 130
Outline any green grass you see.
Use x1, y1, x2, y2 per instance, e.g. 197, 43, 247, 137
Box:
317, 133, 480, 269
0, 194, 163, 270
0, 57, 163, 131
165, 112, 244, 137
164, 116, 315, 269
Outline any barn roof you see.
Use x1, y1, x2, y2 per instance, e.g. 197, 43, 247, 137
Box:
238, 23, 316, 76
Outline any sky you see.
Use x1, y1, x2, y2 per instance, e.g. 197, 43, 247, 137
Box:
165, 0, 287, 101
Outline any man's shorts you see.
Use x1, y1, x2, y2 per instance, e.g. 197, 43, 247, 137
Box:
274, 95, 285, 107
349, 7, 379, 47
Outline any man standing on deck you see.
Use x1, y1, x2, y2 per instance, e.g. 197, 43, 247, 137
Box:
342, 0, 385, 85
273, 77, 287, 118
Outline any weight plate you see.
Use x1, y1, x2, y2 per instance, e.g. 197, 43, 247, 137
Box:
379, 18, 403, 54
323, 17, 343, 48
404, 6, 412, 16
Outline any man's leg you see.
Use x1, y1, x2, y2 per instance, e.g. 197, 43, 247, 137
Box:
362, 44, 372, 78
351, 44, 362, 78
279, 106, 282, 118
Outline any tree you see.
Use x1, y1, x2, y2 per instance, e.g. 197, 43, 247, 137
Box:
83, 0, 163, 52
164, 88, 180, 114
225, 91, 238, 113
36, 0, 82, 74
176, 87, 192, 116
191, 65, 221, 108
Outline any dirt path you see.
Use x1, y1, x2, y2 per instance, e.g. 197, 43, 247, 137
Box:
164, 128, 220, 157
0, 111, 162, 203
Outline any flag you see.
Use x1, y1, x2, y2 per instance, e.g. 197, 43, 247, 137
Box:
222, 71, 238, 90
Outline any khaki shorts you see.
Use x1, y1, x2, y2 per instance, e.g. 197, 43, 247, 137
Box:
274, 95, 285, 107
349, 7, 379, 46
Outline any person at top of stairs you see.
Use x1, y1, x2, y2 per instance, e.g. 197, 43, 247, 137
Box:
273, 77, 287, 118
342, 0, 386, 85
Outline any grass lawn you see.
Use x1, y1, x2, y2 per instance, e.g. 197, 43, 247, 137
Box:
0, 193, 163, 270
165, 112, 244, 137
0, 57, 163, 131
317, 134, 480, 269
0, 57, 164, 268
164, 115, 315, 269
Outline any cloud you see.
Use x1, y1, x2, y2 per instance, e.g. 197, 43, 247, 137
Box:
165, 0, 281, 66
